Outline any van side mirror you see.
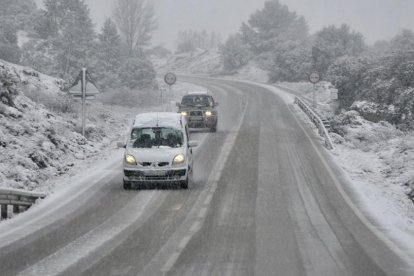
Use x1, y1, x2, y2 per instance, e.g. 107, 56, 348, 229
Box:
176, 102, 181, 108
188, 140, 198, 148
117, 142, 126, 148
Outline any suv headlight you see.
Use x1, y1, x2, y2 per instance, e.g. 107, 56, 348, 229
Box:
205, 110, 212, 116
125, 154, 137, 165
172, 154, 185, 165
181, 111, 188, 116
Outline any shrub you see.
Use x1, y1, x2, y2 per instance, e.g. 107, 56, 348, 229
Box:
23, 88, 74, 114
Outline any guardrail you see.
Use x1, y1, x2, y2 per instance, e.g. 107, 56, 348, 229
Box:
294, 96, 334, 150
0, 188, 46, 220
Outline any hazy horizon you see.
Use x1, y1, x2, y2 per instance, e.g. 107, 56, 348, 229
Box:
34, 0, 414, 49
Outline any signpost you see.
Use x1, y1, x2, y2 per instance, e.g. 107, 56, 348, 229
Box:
309, 72, 320, 109
69, 68, 99, 136
163, 73, 177, 111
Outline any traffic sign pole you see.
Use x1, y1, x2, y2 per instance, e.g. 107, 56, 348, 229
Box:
82, 68, 86, 136
309, 72, 320, 109
163, 73, 177, 111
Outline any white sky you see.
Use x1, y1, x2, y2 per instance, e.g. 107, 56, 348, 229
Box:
34, 0, 414, 49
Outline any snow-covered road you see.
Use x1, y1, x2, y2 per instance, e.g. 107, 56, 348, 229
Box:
0, 77, 413, 276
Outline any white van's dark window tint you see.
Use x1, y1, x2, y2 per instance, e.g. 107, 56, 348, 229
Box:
130, 127, 184, 148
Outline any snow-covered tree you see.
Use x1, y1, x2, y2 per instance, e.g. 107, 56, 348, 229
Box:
0, 20, 21, 63
0, 0, 37, 63
241, 0, 308, 53
312, 24, 365, 77
326, 56, 371, 110
93, 18, 123, 91
222, 0, 309, 81
23, 0, 96, 80
118, 55, 156, 89
176, 29, 222, 53
264, 39, 312, 82
113, 0, 157, 55
0, 0, 37, 29
220, 34, 250, 71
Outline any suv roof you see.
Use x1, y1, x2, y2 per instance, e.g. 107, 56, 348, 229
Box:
133, 112, 183, 129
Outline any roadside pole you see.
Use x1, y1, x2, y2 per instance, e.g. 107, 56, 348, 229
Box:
309, 72, 320, 109
160, 88, 164, 111
81, 68, 86, 136
164, 72, 177, 111
68, 68, 100, 137
313, 83, 316, 109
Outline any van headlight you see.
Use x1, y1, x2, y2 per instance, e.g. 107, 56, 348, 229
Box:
125, 154, 137, 165
172, 154, 185, 165
181, 111, 188, 116
205, 110, 212, 116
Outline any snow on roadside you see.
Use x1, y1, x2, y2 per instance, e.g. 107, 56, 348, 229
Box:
284, 82, 414, 252
0, 60, 205, 197
153, 51, 414, 251
218, 67, 414, 253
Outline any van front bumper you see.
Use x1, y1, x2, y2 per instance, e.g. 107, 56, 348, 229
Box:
123, 168, 187, 183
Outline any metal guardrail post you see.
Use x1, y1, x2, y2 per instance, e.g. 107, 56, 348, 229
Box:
0, 189, 46, 220
294, 96, 334, 150
1, 204, 7, 220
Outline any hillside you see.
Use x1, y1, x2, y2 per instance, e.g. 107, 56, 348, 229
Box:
153, 48, 223, 75
0, 60, 133, 192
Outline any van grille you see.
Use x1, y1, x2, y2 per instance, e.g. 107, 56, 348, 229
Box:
139, 162, 169, 167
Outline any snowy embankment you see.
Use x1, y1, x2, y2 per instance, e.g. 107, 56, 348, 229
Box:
0, 60, 201, 195
153, 49, 269, 83
281, 81, 414, 249
0, 60, 132, 193
153, 48, 222, 75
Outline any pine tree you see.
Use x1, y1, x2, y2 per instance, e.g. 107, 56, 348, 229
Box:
241, 0, 309, 53
24, 0, 96, 80
312, 24, 365, 77
93, 18, 123, 91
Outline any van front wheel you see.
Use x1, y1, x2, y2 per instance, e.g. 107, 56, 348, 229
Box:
123, 180, 131, 190
181, 178, 189, 189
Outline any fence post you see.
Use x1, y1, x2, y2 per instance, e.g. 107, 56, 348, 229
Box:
1, 204, 7, 220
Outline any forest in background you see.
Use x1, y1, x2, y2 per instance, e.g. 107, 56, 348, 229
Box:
1, 0, 414, 130
0, 0, 157, 92
220, 0, 414, 130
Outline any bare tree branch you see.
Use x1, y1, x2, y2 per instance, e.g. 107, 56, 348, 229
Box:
113, 0, 157, 55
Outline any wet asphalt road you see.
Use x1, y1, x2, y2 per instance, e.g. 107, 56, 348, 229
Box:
0, 77, 412, 276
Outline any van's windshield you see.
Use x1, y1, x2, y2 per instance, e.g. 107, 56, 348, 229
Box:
130, 127, 184, 148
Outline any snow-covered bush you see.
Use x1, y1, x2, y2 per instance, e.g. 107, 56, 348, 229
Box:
220, 34, 251, 71
23, 87, 74, 114
331, 110, 402, 152
97, 87, 160, 108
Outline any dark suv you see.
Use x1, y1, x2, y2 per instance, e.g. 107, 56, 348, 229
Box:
177, 92, 218, 132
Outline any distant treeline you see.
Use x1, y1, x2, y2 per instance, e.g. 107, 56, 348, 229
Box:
220, 0, 414, 129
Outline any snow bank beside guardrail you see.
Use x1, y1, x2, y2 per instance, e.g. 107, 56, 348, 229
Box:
294, 97, 334, 150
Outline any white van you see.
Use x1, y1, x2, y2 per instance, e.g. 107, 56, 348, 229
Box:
118, 112, 197, 189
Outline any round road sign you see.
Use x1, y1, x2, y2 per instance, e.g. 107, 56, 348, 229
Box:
164, 73, 177, 86
309, 72, 320, 84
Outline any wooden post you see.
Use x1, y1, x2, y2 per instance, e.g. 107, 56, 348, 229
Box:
13, 205, 20, 214
1, 204, 7, 220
